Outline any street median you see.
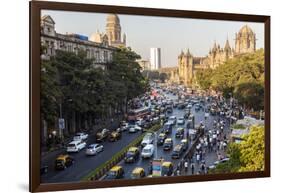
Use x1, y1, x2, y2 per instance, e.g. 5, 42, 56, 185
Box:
81, 124, 161, 181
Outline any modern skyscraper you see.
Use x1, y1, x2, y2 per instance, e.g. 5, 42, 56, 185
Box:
150, 48, 161, 70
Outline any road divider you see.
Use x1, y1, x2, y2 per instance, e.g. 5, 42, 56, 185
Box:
81, 124, 161, 181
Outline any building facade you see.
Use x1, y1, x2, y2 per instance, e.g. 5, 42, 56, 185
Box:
90, 14, 126, 48
150, 48, 161, 70
40, 15, 117, 69
177, 25, 257, 87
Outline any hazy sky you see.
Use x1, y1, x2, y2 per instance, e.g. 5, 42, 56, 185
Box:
42, 10, 264, 67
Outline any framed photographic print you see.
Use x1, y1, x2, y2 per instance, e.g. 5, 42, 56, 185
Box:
29, 1, 270, 192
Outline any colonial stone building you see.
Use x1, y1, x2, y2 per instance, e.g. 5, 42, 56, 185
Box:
90, 14, 126, 48
40, 15, 119, 69
176, 25, 257, 86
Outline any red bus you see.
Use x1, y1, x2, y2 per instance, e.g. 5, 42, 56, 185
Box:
127, 107, 150, 122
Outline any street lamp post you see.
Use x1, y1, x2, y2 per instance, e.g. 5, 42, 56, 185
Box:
154, 132, 158, 159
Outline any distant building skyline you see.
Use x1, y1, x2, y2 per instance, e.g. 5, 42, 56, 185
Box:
41, 10, 264, 67
150, 48, 161, 70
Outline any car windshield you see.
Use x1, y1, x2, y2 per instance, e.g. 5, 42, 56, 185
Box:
143, 149, 151, 153
88, 145, 96, 149
162, 166, 169, 174
68, 144, 76, 147
55, 160, 64, 164
143, 136, 151, 140
127, 151, 135, 156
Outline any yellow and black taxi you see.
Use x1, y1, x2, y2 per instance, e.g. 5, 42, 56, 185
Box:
124, 147, 140, 163
163, 138, 173, 151
131, 167, 146, 179
55, 154, 74, 170
105, 166, 124, 180
171, 144, 184, 159
108, 130, 122, 142
161, 161, 174, 176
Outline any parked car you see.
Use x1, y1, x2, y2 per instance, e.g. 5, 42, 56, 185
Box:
85, 144, 104, 155
105, 166, 124, 180
66, 140, 86, 153
175, 127, 184, 138
55, 154, 74, 170
73, 132, 88, 141
163, 138, 173, 151
108, 131, 122, 142
124, 147, 140, 163
161, 161, 173, 176
96, 128, 109, 142
177, 117, 185, 125
157, 133, 167, 145
141, 144, 154, 158
131, 167, 146, 179
141, 133, 154, 147
171, 144, 184, 159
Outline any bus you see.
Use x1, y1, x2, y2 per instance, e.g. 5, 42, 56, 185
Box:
127, 107, 150, 122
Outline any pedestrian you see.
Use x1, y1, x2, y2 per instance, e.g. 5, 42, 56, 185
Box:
201, 163, 206, 174
184, 160, 189, 173
191, 163, 195, 174
177, 169, 181, 176
196, 153, 200, 164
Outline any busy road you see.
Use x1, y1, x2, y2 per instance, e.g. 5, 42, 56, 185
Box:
101, 86, 233, 180
41, 83, 235, 183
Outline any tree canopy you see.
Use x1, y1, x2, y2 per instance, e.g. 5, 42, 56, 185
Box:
210, 125, 265, 173
41, 47, 149, 132
195, 49, 265, 110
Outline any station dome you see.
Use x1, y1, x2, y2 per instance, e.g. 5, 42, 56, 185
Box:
238, 25, 254, 35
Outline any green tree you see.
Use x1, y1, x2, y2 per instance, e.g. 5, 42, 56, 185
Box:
196, 49, 265, 109
210, 125, 265, 173
41, 59, 61, 125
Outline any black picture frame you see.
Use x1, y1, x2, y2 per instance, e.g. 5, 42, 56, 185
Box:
30, 1, 270, 192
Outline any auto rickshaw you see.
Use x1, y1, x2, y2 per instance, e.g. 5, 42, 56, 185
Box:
161, 161, 173, 176
131, 167, 146, 179
105, 166, 124, 179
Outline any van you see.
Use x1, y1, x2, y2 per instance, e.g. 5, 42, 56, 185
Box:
67, 140, 86, 153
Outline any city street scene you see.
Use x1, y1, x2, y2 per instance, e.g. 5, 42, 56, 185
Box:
40, 10, 265, 184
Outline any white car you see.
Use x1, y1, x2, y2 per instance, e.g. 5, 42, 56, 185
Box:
73, 132, 88, 141
85, 144, 104, 156
141, 144, 154, 158
141, 133, 154, 147
128, 125, 142, 133
168, 116, 177, 125
177, 117, 185, 125
120, 122, 129, 131
67, 140, 86, 153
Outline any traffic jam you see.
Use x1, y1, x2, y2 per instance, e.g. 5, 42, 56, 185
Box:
43, 83, 239, 182
101, 83, 235, 180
